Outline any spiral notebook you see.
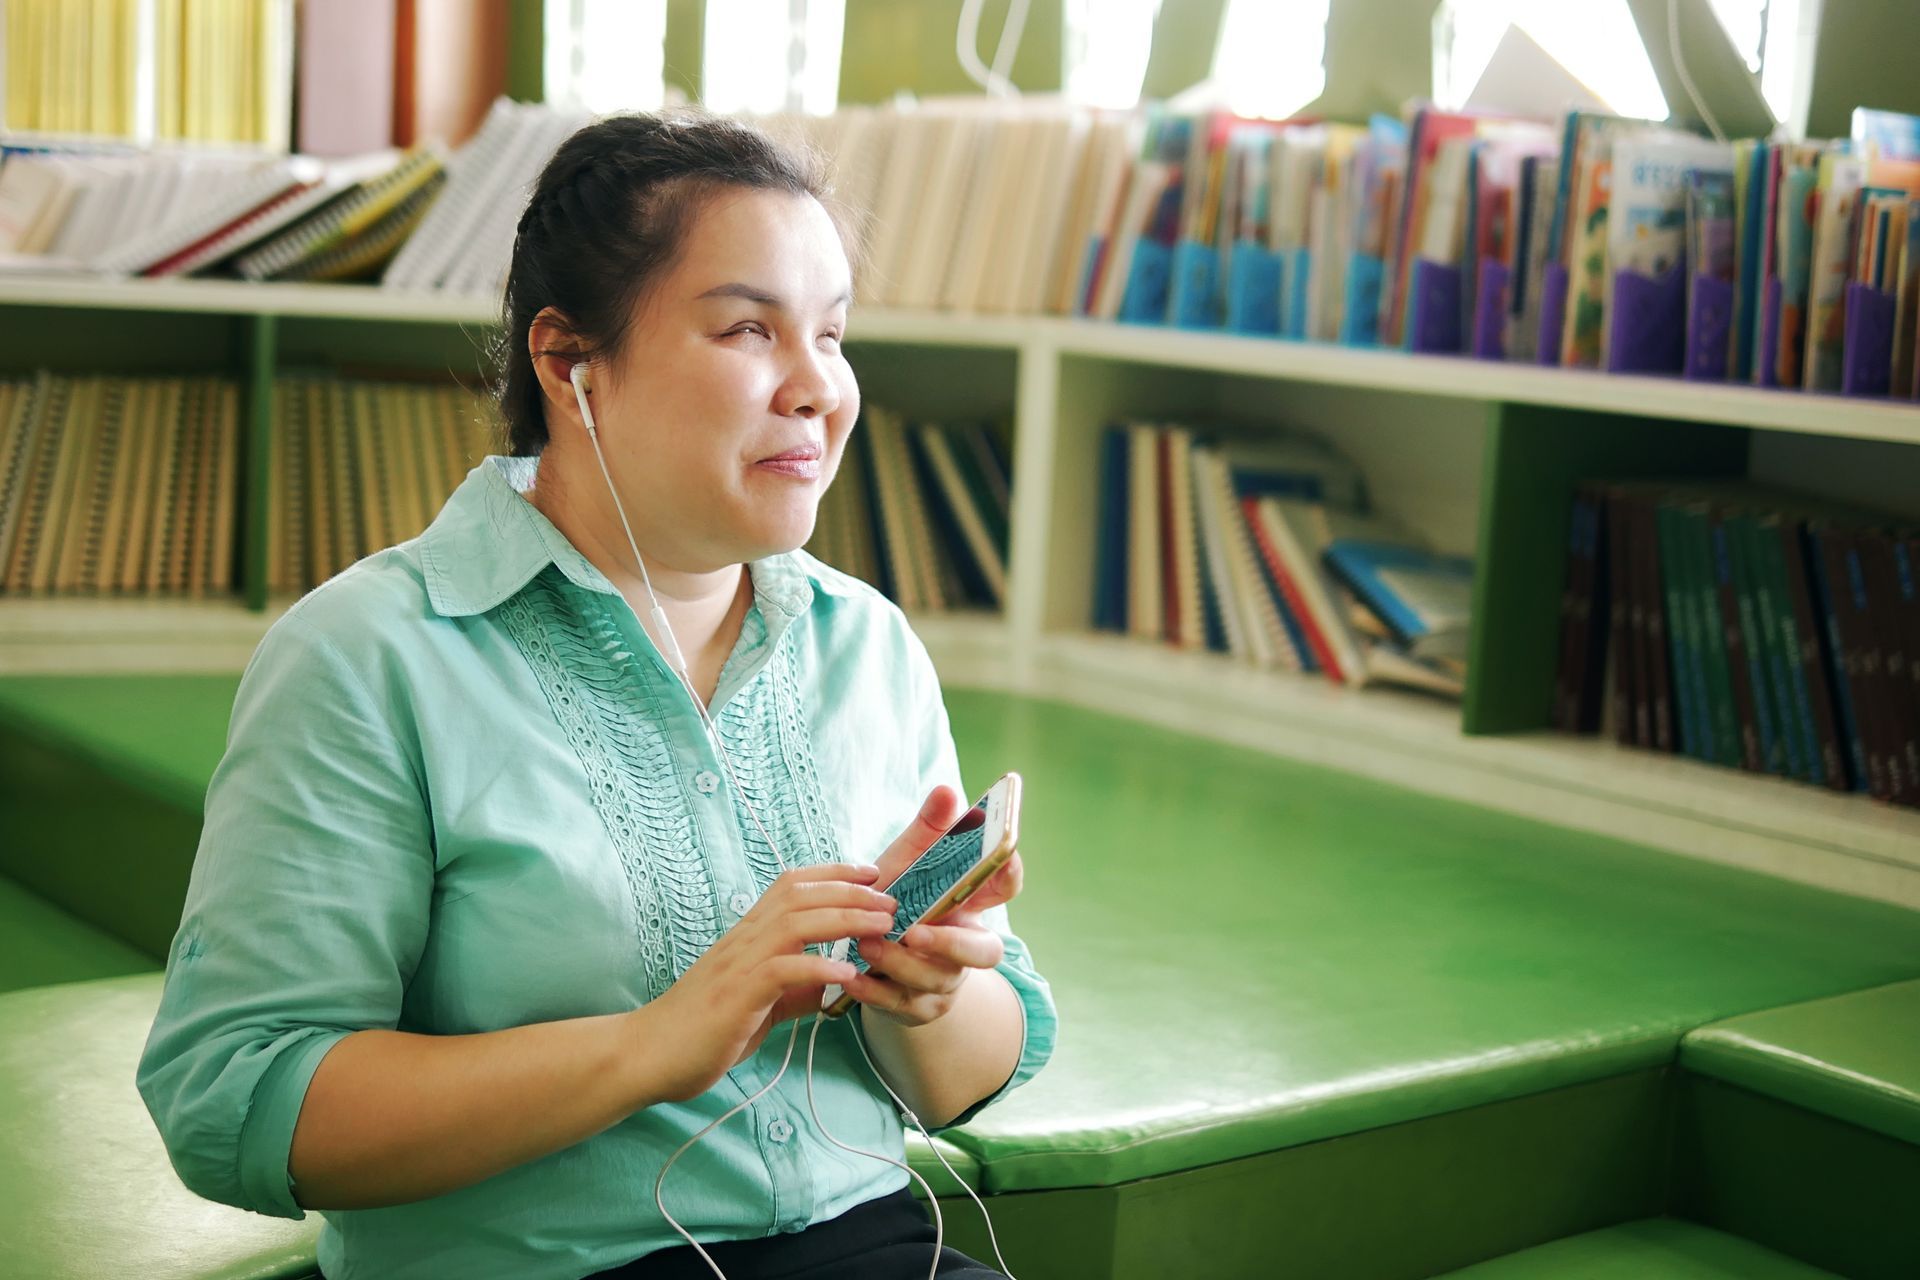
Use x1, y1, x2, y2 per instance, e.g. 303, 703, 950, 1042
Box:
234, 146, 444, 281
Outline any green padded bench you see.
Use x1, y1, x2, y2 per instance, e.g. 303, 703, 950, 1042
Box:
0, 873, 153, 995
0, 971, 980, 1280
1670, 981, 1920, 1280
4, 675, 1920, 1279
1431, 1218, 1842, 1277
0, 974, 320, 1280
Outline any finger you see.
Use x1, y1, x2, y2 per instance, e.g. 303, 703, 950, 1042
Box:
756, 954, 856, 999
768, 985, 828, 1026
778, 861, 884, 887
777, 906, 897, 948
856, 936, 967, 994
959, 853, 1024, 911
841, 971, 929, 1018
897, 922, 1005, 970
762, 881, 898, 913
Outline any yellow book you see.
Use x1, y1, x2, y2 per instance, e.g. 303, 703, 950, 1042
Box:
54, 376, 125, 593
190, 379, 214, 593
435, 385, 468, 503
301, 379, 335, 584
97, 379, 148, 592
411, 385, 449, 524
31, 378, 96, 594
163, 379, 208, 593
344, 381, 384, 555
380, 385, 422, 542
263, 380, 284, 594
126, 379, 172, 594
153, 0, 181, 138
208, 380, 239, 593
166, 379, 205, 593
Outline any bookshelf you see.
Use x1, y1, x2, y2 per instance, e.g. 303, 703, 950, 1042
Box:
1, 276, 1917, 908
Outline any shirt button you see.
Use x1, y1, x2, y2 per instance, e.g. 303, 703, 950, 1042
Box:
694, 770, 721, 795
729, 892, 754, 917
768, 1119, 794, 1144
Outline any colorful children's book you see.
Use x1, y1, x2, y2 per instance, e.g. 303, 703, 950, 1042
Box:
1804, 153, 1869, 391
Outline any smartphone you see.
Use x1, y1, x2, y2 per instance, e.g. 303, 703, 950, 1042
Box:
819, 771, 1022, 1019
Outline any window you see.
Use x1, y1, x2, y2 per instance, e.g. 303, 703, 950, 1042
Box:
544, 0, 669, 114
1212, 0, 1328, 121
1432, 0, 1669, 119
703, 0, 846, 116
1063, 0, 1160, 108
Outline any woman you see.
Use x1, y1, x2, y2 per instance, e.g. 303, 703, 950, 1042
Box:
135, 110, 1057, 1280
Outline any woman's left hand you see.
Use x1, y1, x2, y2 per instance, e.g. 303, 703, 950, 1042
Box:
846, 786, 1026, 1027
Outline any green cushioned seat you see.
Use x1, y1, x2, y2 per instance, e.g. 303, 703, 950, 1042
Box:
1430, 1218, 1841, 1277
0, 675, 238, 960
0, 973, 322, 1280
0, 874, 155, 995
935, 691, 1920, 1194
0, 675, 234, 813
0, 969, 974, 1280
1680, 980, 1920, 1146
6, 675, 1920, 1279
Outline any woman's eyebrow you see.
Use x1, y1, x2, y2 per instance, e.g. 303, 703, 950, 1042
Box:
695, 282, 854, 311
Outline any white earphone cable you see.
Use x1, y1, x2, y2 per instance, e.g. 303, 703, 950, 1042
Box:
571, 367, 1008, 1278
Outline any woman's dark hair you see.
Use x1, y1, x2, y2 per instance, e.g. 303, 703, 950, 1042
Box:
492, 109, 857, 457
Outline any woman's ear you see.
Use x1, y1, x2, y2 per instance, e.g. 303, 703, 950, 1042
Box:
528, 307, 587, 428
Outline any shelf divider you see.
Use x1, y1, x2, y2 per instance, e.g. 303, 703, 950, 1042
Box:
1463, 402, 1749, 735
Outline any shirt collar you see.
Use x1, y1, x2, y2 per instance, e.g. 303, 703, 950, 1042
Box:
419, 455, 817, 621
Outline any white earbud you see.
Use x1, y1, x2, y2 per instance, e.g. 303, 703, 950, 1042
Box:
569, 361, 598, 439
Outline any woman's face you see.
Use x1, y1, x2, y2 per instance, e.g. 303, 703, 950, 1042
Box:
592, 187, 858, 571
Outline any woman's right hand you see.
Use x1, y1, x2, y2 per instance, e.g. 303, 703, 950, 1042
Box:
635, 862, 897, 1104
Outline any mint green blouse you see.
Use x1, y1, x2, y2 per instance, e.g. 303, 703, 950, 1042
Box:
134, 454, 1057, 1280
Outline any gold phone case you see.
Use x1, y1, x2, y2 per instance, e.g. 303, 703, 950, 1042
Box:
823, 772, 1021, 1020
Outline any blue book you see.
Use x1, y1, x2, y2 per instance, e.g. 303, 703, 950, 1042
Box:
1323, 540, 1475, 652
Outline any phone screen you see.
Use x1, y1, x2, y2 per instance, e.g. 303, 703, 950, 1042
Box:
849, 793, 991, 977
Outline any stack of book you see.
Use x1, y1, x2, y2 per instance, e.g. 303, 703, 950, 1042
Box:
0, 372, 240, 597
805, 406, 1010, 614
1091, 422, 1471, 697
268, 376, 494, 594
381, 98, 592, 297
0, 143, 446, 281
1554, 481, 1920, 808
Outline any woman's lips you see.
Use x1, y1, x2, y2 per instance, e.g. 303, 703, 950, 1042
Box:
755, 444, 823, 479
748, 458, 817, 483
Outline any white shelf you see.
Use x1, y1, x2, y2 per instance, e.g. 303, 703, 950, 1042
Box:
0, 274, 1915, 444
3, 273, 1917, 909
0, 275, 499, 324
1019, 633, 1920, 908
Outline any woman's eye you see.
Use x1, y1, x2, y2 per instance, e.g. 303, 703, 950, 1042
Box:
725, 323, 770, 340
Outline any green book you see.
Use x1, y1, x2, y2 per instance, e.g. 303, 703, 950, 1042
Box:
1678, 502, 1743, 769
1726, 511, 1793, 777
1657, 500, 1709, 761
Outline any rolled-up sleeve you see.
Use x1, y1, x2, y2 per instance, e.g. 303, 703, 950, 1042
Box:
135, 608, 433, 1219
903, 627, 1058, 1132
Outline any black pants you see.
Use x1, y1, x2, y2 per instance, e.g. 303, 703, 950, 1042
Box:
585, 1186, 1006, 1278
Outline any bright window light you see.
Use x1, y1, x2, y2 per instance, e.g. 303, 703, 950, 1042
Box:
545, 0, 668, 114
1212, 0, 1328, 120
1064, 0, 1161, 108
704, 0, 846, 116
1433, 0, 1669, 120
